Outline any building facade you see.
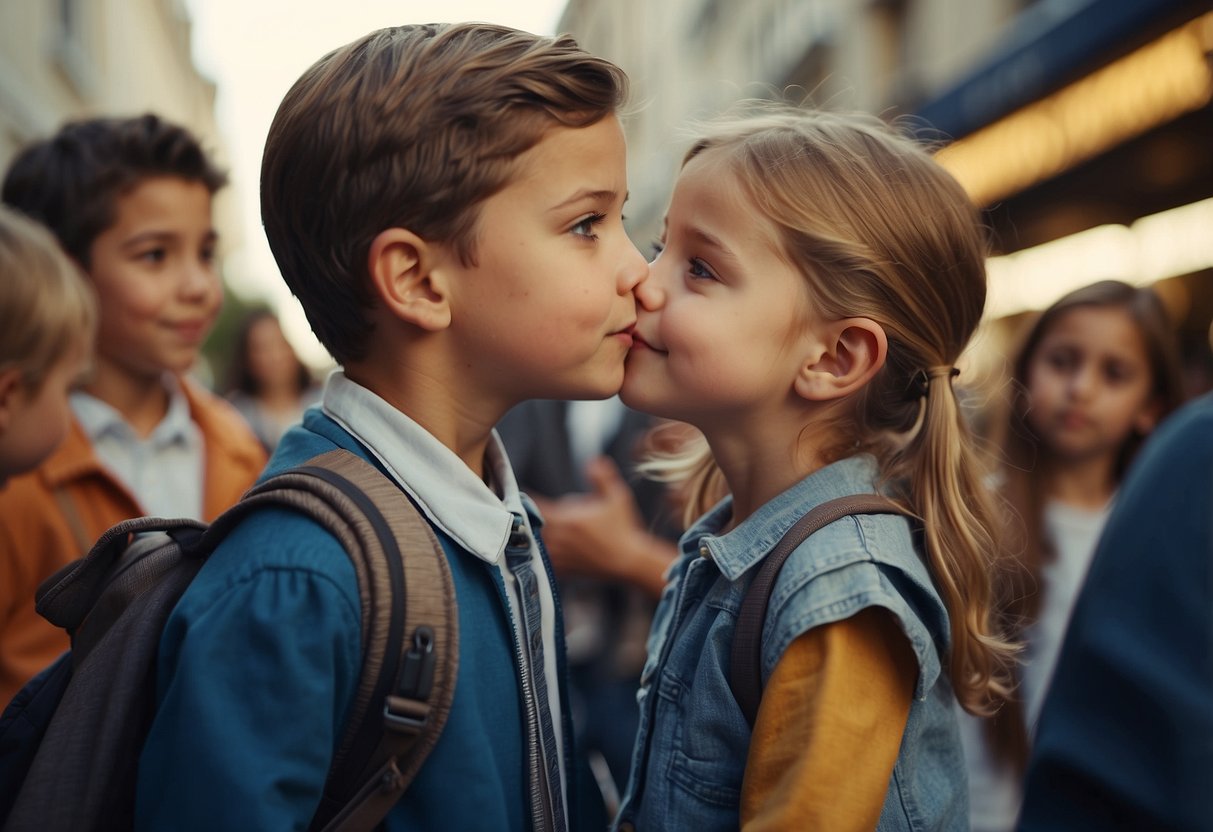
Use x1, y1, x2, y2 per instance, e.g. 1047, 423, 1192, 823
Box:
558, 0, 1213, 394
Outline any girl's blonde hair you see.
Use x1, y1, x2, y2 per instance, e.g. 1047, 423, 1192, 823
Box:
0, 205, 95, 389
648, 106, 1014, 714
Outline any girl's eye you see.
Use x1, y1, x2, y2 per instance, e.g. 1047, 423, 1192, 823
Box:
651, 240, 665, 258
688, 258, 717, 281
200, 245, 217, 265
1046, 350, 1077, 372
571, 213, 606, 240
1103, 362, 1132, 384
138, 248, 167, 265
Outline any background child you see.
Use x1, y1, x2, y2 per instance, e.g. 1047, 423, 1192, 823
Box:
134, 23, 647, 830
0, 205, 95, 486
0, 114, 266, 704
961, 279, 1184, 831
613, 107, 1014, 831
223, 308, 321, 453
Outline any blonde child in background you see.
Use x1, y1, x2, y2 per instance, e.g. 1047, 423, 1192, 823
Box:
613, 107, 1014, 832
960, 279, 1184, 832
0, 206, 94, 487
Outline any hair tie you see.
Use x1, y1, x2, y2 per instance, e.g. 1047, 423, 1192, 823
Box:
908, 366, 960, 400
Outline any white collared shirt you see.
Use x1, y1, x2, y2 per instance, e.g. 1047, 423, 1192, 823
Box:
321, 370, 567, 814
71, 375, 204, 519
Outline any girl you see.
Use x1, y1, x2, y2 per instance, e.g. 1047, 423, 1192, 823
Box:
962, 279, 1184, 832
224, 309, 321, 453
614, 107, 1014, 831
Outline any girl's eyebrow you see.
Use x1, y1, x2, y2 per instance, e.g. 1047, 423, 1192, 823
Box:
686, 225, 739, 263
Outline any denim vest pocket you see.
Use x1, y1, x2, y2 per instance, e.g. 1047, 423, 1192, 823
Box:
660, 659, 747, 808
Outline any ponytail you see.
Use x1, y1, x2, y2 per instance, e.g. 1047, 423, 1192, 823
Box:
891, 369, 1017, 715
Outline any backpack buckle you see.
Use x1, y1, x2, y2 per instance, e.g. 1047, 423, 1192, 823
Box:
383, 695, 429, 734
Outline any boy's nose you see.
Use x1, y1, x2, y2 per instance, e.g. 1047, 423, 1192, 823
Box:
180, 258, 219, 300
619, 240, 649, 295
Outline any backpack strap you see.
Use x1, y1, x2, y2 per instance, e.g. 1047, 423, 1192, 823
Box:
221, 449, 458, 832
729, 494, 908, 728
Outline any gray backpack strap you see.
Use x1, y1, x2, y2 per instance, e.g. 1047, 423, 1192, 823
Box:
729, 495, 907, 728
242, 450, 458, 832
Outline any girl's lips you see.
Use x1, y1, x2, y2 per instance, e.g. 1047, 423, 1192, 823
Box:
630, 332, 665, 354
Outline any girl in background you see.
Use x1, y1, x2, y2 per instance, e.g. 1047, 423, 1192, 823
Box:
962, 279, 1184, 831
225, 309, 320, 453
613, 108, 1015, 831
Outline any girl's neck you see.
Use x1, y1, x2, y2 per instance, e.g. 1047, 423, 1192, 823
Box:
1043, 453, 1118, 510
83, 359, 171, 439
705, 415, 829, 528
256, 380, 303, 412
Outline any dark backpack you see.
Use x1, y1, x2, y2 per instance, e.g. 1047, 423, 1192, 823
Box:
0, 449, 458, 832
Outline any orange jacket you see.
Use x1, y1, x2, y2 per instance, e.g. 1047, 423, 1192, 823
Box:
0, 377, 266, 704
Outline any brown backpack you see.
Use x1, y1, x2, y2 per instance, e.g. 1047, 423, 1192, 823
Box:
0, 449, 458, 832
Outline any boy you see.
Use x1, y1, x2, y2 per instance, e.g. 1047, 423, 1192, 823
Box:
0, 115, 267, 703
0, 205, 95, 488
134, 23, 647, 830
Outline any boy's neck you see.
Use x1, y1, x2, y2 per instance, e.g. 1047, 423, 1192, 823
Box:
83, 359, 172, 439
343, 364, 497, 480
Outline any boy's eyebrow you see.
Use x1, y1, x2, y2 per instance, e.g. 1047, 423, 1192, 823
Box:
121, 228, 219, 247
548, 188, 618, 212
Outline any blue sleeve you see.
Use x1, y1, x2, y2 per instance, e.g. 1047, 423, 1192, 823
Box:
135, 509, 363, 831
1018, 395, 1213, 831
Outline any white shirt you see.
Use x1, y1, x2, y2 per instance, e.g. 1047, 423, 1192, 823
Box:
321, 370, 567, 815
70, 376, 204, 519
959, 497, 1111, 832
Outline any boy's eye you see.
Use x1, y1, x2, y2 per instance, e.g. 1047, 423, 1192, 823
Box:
650, 240, 665, 259
570, 213, 606, 239
200, 245, 217, 265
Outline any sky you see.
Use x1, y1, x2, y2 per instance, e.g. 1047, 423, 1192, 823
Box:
184, 0, 570, 365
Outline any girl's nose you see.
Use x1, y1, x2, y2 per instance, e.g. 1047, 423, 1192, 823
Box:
634, 246, 670, 311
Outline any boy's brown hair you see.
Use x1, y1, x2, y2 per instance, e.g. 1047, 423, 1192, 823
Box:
0, 205, 95, 390
1, 114, 227, 268
261, 23, 629, 364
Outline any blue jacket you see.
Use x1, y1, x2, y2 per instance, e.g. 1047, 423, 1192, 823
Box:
135, 410, 578, 830
1018, 393, 1213, 831
614, 455, 967, 831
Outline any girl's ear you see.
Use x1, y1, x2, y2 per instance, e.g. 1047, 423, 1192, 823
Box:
794, 317, 888, 402
0, 367, 26, 434
366, 228, 452, 332
1134, 398, 1164, 436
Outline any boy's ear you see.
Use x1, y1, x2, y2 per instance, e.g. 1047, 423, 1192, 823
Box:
793, 318, 888, 402
367, 228, 451, 331
0, 367, 25, 433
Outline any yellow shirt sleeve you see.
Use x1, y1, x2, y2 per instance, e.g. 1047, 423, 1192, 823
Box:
740, 606, 918, 831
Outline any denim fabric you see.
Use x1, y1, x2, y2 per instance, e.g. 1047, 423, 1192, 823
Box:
614, 455, 968, 831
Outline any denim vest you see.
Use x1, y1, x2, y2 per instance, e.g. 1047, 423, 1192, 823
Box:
613, 455, 968, 831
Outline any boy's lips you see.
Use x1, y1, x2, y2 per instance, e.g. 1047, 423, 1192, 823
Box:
610, 322, 636, 346
168, 319, 211, 343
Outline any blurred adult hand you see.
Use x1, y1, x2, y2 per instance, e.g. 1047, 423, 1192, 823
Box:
531, 455, 676, 598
